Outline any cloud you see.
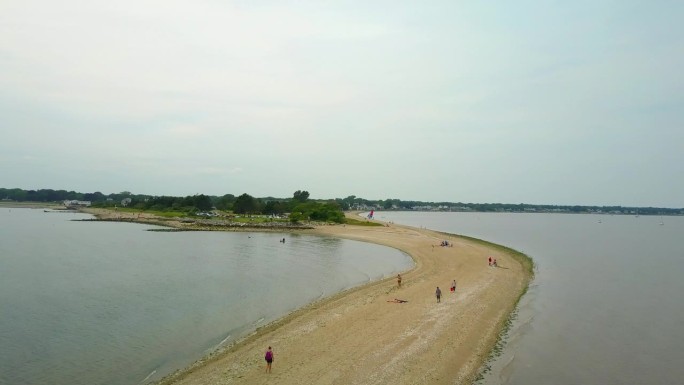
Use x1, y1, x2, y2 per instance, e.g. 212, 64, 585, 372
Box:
167, 124, 207, 137
1, 1, 682, 206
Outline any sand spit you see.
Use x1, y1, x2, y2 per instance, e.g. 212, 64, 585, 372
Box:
82, 208, 531, 384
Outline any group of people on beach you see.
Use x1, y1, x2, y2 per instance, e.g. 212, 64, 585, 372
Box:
396, 273, 457, 304
263, 273, 461, 372
435, 279, 457, 303
432, 240, 454, 251
488, 256, 498, 267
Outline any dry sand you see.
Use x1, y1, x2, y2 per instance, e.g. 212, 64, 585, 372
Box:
117, 212, 532, 385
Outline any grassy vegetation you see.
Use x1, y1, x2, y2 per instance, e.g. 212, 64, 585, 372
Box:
117, 207, 295, 222
227, 216, 289, 224
153, 211, 189, 218
343, 218, 385, 226
108, 207, 383, 227
114, 207, 187, 218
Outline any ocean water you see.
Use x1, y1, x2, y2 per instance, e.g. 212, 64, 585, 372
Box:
0, 208, 413, 385
374, 211, 684, 385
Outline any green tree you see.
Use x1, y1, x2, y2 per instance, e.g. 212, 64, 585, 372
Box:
263, 200, 287, 215
289, 211, 304, 223
293, 190, 310, 202
215, 194, 235, 210
83, 191, 105, 202
233, 193, 259, 214
193, 194, 213, 211
290, 201, 344, 223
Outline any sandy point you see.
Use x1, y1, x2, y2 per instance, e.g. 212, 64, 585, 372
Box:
151, 216, 532, 385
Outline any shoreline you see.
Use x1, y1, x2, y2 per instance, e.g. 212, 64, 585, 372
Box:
78, 208, 532, 384
0, 201, 64, 209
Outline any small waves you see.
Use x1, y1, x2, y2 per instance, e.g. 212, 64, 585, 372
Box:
219, 334, 232, 346
138, 369, 157, 384
498, 353, 516, 384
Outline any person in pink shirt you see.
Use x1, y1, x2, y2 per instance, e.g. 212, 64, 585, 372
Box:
265, 346, 274, 373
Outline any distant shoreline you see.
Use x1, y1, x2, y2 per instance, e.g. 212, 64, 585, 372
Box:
1, 201, 680, 215
0, 201, 64, 209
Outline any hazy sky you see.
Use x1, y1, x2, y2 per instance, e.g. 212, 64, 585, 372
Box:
1, 1, 682, 207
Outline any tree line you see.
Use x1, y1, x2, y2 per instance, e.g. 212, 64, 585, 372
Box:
0, 188, 345, 223
2, 187, 681, 217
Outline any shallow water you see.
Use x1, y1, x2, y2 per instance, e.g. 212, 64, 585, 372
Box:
374, 211, 684, 385
0, 208, 413, 385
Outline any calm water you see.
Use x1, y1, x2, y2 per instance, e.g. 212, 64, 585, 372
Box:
0, 208, 413, 385
375, 211, 684, 385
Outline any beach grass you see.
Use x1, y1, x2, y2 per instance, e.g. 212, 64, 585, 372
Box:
113, 207, 187, 218
226, 216, 289, 224
343, 217, 385, 226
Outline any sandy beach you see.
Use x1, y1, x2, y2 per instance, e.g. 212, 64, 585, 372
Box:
81, 208, 532, 384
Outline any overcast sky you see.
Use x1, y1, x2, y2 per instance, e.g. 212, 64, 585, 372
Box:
1, 1, 682, 207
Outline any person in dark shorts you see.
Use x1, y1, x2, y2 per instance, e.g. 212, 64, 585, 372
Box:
265, 346, 274, 373
436, 287, 442, 303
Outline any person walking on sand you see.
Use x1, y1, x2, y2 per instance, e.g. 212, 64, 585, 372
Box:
451, 279, 457, 293
436, 287, 442, 303
265, 346, 274, 373
397, 274, 402, 288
